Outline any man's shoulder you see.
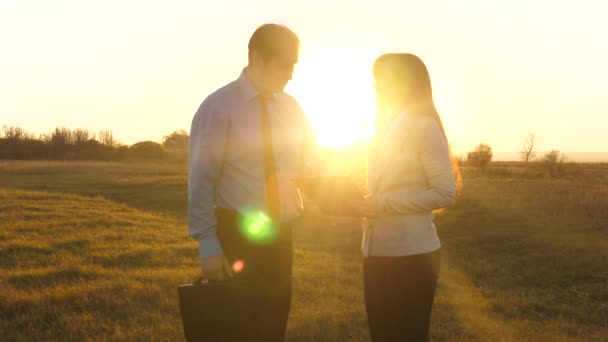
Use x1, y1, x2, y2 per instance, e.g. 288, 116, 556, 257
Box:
199, 79, 240, 111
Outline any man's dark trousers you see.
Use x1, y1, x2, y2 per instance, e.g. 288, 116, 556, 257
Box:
214, 208, 293, 341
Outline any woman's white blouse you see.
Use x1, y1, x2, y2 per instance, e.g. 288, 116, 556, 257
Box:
362, 112, 456, 257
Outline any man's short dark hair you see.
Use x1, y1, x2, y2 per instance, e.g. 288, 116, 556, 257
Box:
248, 24, 299, 63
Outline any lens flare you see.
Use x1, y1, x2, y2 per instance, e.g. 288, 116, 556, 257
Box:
239, 211, 277, 244
232, 260, 244, 273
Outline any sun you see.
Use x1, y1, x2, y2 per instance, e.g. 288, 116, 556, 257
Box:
287, 46, 377, 149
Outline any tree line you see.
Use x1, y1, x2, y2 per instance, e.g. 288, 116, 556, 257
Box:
0, 125, 189, 161
464, 133, 570, 178
1, 125, 571, 177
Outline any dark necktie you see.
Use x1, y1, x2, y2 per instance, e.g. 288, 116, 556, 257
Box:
258, 96, 280, 221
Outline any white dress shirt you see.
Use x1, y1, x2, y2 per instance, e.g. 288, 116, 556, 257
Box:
188, 70, 317, 260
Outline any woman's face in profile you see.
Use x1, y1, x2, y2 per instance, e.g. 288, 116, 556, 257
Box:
374, 66, 411, 109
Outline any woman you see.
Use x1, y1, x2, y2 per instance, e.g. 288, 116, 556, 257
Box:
350, 53, 460, 341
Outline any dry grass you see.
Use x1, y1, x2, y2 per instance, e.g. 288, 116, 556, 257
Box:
1, 160, 607, 341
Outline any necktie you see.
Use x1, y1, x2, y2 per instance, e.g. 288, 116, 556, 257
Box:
258, 96, 281, 221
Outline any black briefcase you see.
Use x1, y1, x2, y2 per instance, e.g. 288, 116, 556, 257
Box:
178, 278, 258, 342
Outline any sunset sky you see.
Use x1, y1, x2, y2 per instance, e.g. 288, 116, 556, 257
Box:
1, 0, 607, 154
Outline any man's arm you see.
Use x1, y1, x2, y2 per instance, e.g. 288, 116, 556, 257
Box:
188, 100, 232, 279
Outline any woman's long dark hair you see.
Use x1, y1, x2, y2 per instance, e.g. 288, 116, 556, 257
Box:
373, 53, 444, 132
373, 53, 462, 193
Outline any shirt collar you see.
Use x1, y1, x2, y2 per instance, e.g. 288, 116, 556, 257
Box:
238, 69, 278, 103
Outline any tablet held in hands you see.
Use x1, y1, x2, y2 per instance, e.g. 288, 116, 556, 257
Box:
291, 176, 365, 216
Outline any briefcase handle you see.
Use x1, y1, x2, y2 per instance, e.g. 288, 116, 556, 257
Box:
190, 277, 247, 286
193, 277, 206, 285
192, 277, 227, 285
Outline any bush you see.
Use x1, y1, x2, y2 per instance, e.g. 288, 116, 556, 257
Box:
162, 130, 189, 152
129, 141, 166, 160
467, 143, 493, 169
542, 150, 568, 178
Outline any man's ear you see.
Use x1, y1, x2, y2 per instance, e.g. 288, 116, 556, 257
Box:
249, 50, 264, 67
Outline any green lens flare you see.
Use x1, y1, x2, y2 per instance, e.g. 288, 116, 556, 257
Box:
239, 211, 277, 244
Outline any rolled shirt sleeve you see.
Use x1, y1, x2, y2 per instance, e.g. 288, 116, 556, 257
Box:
188, 99, 229, 260
376, 118, 456, 214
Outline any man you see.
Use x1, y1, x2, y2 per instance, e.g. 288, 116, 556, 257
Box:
188, 24, 317, 341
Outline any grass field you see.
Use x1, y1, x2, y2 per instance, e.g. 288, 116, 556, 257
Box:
1, 160, 607, 341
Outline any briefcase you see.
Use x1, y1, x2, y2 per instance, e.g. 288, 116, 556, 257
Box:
178, 278, 260, 342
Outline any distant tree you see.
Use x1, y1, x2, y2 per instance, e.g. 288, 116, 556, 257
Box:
1, 125, 34, 140
114, 144, 130, 160
77, 139, 113, 160
0, 125, 43, 159
47, 127, 75, 159
520, 133, 536, 163
542, 150, 568, 178
73, 129, 91, 145
49, 127, 74, 145
113, 144, 131, 160
162, 130, 189, 152
129, 141, 166, 160
98, 130, 115, 148
467, 143, 493, 169
0, 125, 131, 161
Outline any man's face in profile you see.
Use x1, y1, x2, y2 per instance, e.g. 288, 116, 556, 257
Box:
262, 49, 298, 92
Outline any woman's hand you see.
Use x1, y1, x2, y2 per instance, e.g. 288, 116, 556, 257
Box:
348, 197, 379, 218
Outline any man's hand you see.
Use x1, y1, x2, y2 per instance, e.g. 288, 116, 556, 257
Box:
200, 255, 234, 281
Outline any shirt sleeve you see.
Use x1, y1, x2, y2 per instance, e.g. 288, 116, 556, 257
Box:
375, 118, 456, 214
188, 99, 228, 259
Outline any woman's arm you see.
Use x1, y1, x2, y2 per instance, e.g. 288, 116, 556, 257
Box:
375, 118, 456, 215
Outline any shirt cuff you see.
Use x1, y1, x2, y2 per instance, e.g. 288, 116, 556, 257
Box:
198, 237, 224, 260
